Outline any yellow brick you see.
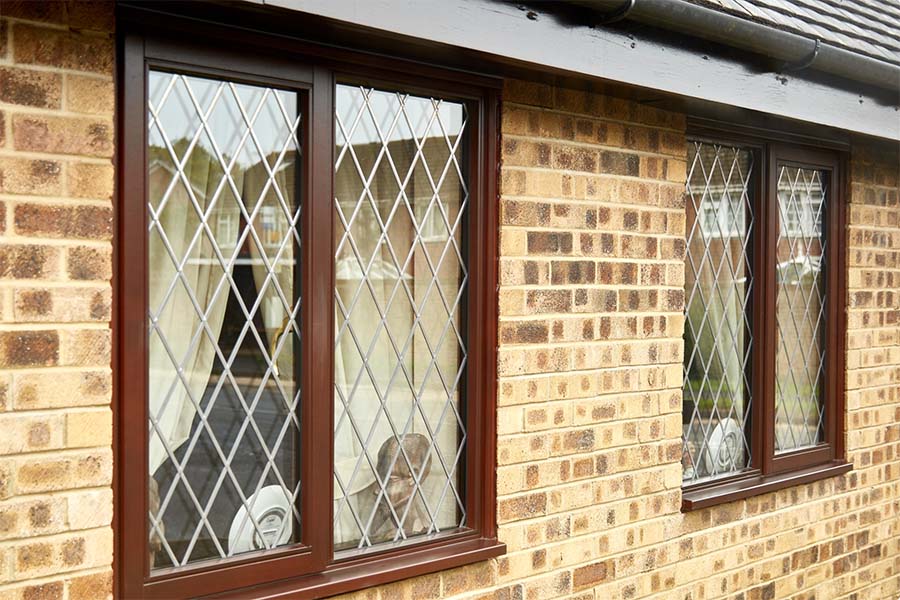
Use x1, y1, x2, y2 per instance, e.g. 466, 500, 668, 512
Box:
65, 409, 112, 448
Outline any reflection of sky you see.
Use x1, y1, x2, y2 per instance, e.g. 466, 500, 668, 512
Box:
148, 72, 466, 168
336, 84, 464, 147
148, 71, 299, 167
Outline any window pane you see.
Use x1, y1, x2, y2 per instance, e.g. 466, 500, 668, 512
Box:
775, 166, 827, 452
333, 85, 468, 551
147, 71, 302, 569
683, 142, 754, 484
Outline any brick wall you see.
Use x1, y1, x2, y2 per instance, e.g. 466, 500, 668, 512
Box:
340, 84, 900, 600
0, 5, 896, 597
0, 3, 115, 599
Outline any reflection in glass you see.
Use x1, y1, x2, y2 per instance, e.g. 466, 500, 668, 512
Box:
333, 85, 468, 551
682, 142, 754, 483
774, 166, 827, 452
147, 71, 301, 569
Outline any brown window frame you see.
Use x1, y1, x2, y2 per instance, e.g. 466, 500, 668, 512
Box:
116, 11, 503, 599
681, 121, 851, 511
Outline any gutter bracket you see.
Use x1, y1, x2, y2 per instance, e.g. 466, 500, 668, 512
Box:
595, 0, 635, 25
781, 38, 820, 72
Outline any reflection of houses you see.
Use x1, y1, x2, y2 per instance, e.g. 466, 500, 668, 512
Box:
147, 141, 301, 567
333, 132, 467, 549
683, 145, 753, 482
148, 143, 297, 261
334, 134, 466, 392
148, 140, 300, 343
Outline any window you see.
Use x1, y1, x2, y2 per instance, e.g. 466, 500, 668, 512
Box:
683, 142, 754, 484
118, 25, 501, 599
681, 132, 849, 509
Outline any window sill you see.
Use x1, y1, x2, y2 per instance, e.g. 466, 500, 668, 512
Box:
206, 536, 506, 599
681, 460, 852, 512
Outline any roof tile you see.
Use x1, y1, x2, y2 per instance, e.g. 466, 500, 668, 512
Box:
690, 0, 900, 65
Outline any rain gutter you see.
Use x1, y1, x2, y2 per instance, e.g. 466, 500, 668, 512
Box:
576, 0, 900, 92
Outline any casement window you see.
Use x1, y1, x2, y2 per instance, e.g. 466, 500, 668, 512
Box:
681, 127, 850, 509
118, 21, 501, 599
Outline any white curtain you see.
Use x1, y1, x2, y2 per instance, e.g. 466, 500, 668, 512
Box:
333, 153, 410, 545
148, 151, 296, 475
332, 127, 463, 548
244, 158, 297, 385
148, 149, 243, 474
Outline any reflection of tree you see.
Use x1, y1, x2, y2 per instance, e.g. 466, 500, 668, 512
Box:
684, 254, 745, 415
684, 145, 752, 419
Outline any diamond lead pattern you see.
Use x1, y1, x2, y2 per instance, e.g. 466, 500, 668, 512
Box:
333, 85, 468, 550
147, 71, 302, 569
774, 166, 827, 452
683, 142, 754, 484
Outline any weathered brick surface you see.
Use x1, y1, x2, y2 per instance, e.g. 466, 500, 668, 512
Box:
0, 4, 895, 597
0, 67, 61, 109
333, 82, 900, 600
0, 4, 114, 599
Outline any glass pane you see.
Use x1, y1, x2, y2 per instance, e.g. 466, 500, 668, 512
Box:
333, 84, 468, 551
775, 166, 827, 453
147, 70, 302, 569
682, 142, 754, 484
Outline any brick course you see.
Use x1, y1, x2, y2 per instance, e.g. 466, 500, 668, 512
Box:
0, 4, 114, 599
335, 83, 900, 599
0, 4, 896, 598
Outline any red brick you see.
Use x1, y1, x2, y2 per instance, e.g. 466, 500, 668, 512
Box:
67, 162, 113, 200
65, 75, 114, 115
1, 2, 67, 24
501, 321, 550, 345
0, 157, 63, 196
12, 24, 113, 74
599, 151, 640, 177
527, 231, 573, 255
67, 570, 113, 600
0, 21, 7, 60
0, 66, 62, 108
66, 245, 111, 280
14, 204, 113, 240
0, 244, 60, 280
13, 114, 113, 158
66, 2, 116, 32
22, 581, 64, 600
0, 331, 59, 367
499, 492, 547, 522
573, 560, 614, 590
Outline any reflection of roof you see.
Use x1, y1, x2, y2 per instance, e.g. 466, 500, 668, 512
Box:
689, 0, 900, 66
148, 157, 209, 200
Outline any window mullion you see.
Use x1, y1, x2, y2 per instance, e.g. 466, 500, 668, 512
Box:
748, 146, 766, 474
305, 66, 336, 570
761, 145, 779, 474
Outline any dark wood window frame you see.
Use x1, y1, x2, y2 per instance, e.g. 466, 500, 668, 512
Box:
681, 120, 851, 511
116, 11, 503, 599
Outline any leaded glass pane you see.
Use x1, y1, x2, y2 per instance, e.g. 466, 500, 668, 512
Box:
147, 70, 302, 569
683, 142, 754, 484
333, 84, 468, 551
774, 166, 827, 452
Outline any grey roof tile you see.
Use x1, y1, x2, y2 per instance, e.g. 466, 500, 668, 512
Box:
688, 0, 900, 65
